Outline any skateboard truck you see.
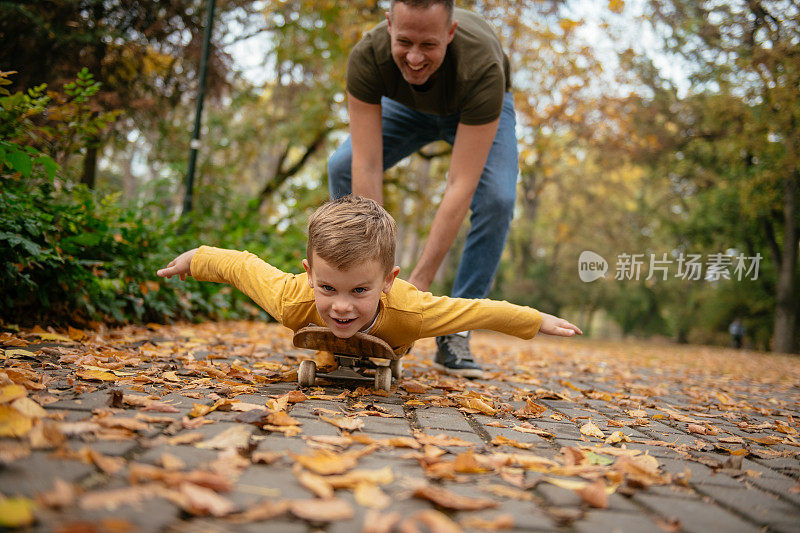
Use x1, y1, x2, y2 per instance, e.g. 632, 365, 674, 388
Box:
292, 326, 403, 392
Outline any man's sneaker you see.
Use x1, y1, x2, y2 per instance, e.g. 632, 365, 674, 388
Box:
434, 333, 485, 379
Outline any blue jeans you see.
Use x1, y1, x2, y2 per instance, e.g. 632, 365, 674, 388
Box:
327, 93, 518, 300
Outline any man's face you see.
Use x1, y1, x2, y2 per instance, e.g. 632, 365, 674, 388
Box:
303, 254, 399, 338
387, 2, 457, 86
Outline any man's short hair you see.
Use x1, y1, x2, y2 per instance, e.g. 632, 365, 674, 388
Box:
390, 0, 455, 22
307, 195, 397, 275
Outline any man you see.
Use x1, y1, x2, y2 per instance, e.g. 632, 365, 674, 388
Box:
327, 0, 518, 378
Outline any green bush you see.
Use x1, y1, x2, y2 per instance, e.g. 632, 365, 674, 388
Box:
0, 70, 307, 327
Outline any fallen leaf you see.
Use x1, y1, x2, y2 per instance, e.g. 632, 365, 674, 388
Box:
76, 368, 117, 382
354, 482, 391, 509
580, 421, 605, 439
196, 425, 254, 450
414, 432, 474, 447
0, 405, 33, 437
605, 431, 630, 445
0, 384, 27, 404
413, 485, 499, 510
491, 435, 533, 449
361, 510, 401, 533
454, 449, 492, 473
173, 482, 235, 516
291, 449, 359, 475
289, 498, 354, 521
461, 513, 515, 530
575, 479, 608, 508
0, 497, 35, 527
295, 468, 334, 499
226, 499, 290, 523
320, 415, 364, 431
36, 478, 76, 508
265, 411, 300, 426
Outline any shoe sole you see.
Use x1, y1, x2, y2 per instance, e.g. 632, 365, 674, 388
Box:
433, 363, 485, 379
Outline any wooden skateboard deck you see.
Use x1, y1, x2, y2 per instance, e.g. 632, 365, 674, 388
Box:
291, 326, 402, 391
292, 325, 398, 360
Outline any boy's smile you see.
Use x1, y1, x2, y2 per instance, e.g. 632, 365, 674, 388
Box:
303, 254, 399, 338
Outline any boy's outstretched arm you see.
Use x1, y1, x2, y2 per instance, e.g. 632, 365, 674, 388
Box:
156, 248, 198, 281
539, 313, 583, 337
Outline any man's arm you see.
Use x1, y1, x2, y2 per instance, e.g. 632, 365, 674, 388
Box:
407, 118, 500, 291
348, 92, 384, 203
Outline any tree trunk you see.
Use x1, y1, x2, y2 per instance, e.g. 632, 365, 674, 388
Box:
81, 144, 98, 188
772, 172, 799, 353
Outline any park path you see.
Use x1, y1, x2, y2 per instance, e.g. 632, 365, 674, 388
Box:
1, 321, 799, 532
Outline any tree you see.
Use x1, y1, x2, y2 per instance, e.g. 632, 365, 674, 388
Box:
646, 0, 799, 352
0, 0, 260, 187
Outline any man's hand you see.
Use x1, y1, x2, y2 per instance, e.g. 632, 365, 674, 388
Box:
539, 313, 583, 337
157, 248, 198, 281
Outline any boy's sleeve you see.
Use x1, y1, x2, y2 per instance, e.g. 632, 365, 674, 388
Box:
417, 292, 542, 340
190, 245, 292, 322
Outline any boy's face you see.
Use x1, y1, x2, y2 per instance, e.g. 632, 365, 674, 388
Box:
303, 253, 400, 338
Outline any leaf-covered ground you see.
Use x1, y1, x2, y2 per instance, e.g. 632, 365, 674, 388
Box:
1, 321, 798, 532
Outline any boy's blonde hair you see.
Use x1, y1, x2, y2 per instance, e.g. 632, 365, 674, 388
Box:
307, 195, 397, 274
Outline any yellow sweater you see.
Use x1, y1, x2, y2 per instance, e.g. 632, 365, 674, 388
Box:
192, 246, 542, 355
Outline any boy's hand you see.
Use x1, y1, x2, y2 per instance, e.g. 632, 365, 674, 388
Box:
539, 313, 583, 337
157, 248, 198, 281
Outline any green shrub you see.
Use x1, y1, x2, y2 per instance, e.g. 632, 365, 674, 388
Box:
0, 70, 307, 327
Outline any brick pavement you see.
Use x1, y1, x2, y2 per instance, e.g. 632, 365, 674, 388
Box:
1, 322, 798, 532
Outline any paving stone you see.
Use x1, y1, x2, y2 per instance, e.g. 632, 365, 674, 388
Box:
535, 483, 640, 513
745, 471, 800, 507
254, 434, 311, 455
574, 509, 668, 533
415, 407, 474, 432
46, 389, 114, 411
359, 414, 413, 436
0, 451, 94, 497
693, 483, 800, 532
634, 493, 765, 533
232, 464, 309, 501
135, 444, 220, 468
522, 419, 583, 440
67, 438, 138, 457
657, 457, 746, 489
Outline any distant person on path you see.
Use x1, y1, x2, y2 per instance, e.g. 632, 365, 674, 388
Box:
327, 0, 518, 378
156, 196, 581, 360
729, 317, 745, 349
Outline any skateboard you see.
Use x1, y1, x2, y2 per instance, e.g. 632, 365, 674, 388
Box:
292, 326, 403, 392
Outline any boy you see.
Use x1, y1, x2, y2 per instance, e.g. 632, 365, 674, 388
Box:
157, 196, 581, 376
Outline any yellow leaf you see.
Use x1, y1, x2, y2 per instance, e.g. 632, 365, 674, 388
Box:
608, 0, 625, 14
0, 497, 35, 527
11, 397, 47, 418
320, 415, 364, 431
30, 330, 71, 342
605, 431, 630, 444
76, 369, 117, 382
0, 405, 33, 437
580, 421, 605, 439
67, 326, 87, 341
462, 397, 496, 416
491, 435, 533, 449
0, 384, 27, 404
2, 349, 36, 359
354, 482, 391, 509
713, 391, 735, 405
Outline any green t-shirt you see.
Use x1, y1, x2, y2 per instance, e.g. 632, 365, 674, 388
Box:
346, 8, 511, 125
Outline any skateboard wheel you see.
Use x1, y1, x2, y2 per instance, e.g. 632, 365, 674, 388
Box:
298, 360, 316, 387
390, 359, 403, 379
374, 366, 392, 392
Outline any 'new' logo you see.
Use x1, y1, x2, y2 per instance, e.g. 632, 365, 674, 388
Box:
578, 251, 608, 282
